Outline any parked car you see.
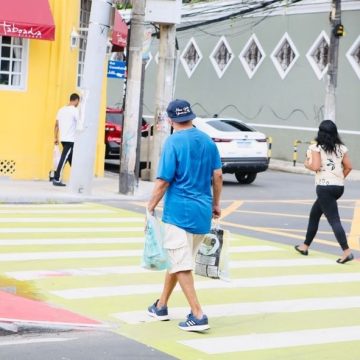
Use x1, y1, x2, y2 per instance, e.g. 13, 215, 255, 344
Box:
104, 107, 123, 158
105, 107, 150, 159
192, 117, 269, 184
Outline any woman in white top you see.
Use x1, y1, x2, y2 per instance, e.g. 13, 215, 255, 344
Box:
295, 120, 353, 264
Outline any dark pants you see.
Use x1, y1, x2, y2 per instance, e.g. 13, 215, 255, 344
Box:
304, 185, 349, 251
54, 141, 74, 182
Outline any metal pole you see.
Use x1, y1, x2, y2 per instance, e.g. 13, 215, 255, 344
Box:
149, 24, 176, 181
69, 0, 112, 195
119, 0, 146, 195
324, 0, 341, 122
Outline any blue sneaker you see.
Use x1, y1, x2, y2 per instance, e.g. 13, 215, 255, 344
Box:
147, 299, 169, 321
178, 313, 210, 332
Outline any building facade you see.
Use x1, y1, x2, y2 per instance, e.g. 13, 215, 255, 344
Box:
140, 0, 360, 168
0, 0, 107, 180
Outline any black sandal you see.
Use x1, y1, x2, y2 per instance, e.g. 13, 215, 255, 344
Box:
336, 253, 354, 264
294, 245, 308, 256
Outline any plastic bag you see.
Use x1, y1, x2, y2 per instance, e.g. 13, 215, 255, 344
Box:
195, 222, 230, 281
53, 145, 61, 170
49, 145, 61, 180
142, 210, 170, 271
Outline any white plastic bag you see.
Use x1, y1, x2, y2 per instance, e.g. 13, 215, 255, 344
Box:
195, 222, 230, 281
53, 145, 61, 170
142, 210, 170, 271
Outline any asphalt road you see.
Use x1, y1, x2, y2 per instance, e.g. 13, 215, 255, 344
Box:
104, 164, 360, 258
0, 330, 176, 360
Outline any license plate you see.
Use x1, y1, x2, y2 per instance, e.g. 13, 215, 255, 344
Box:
236, 140, 251, 148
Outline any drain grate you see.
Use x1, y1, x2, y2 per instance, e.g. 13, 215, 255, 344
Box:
0, 160, 16, 175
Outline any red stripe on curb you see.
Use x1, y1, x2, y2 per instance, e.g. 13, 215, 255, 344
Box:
0, 291, 101, 326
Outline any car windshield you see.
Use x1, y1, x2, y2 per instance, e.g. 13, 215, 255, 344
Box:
106, 113, 123, 125
207, 119, 254, 132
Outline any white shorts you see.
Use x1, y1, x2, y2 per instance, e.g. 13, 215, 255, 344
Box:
163, 223, 205, 274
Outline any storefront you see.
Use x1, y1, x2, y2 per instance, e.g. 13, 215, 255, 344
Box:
0, 0, 107, 180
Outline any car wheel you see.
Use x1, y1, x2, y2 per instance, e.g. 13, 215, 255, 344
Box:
235, 172, 257, 184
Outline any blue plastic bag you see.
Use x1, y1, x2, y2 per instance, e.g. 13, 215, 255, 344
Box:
142, 211, 170, 271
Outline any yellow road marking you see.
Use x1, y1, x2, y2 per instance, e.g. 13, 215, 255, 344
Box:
264, 227, 335, 235
235, 209, 352, 223
348, 200, 360, 251
221, 200, 244, 220
246, 199, 356, 204
220, 220, 340, 248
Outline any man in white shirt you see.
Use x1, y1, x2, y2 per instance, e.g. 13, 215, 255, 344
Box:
52, 93, 80, 186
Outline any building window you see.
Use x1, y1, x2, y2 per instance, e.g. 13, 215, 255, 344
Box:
77, 0, 92, 87
271, 33, 299, 79
239, 34, 265, 79
210, 36, 234, 79
346, 35, 360, 80
306, 31, 329, 80
180, 38, 202, 78
0, 36, 28, 90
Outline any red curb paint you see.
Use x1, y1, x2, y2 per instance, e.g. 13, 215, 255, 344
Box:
0, 291, 101, 326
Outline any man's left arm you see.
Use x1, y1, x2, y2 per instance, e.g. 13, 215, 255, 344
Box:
147, 179, 169, 213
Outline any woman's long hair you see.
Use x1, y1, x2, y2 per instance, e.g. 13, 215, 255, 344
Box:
315, 120, 344, 153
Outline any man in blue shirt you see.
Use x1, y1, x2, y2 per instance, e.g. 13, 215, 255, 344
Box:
147, 99, 223, 331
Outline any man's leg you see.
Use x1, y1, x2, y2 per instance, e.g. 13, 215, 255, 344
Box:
176, 270, 203, 319
53, 142, 73, 183
157, 271, 177, 308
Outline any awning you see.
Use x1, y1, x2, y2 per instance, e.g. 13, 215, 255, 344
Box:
111, 11, 128, 49
0, 0, 55, 41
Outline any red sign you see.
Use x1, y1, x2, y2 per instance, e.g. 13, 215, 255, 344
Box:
111, 11, 128, 48
0, 0, 55, 41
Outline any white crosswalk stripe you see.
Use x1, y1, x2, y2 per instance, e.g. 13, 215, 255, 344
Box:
231, 258, 334, 267
0, 209, 116, 214
0, 217, 143, 223
0, 227, 144, 233
6, 266, 149, 280
179, 326, 360, 353
114, 296, 360, 324
0, 250, 143, 261
51, 272, 360, 299
0, 237, 144, 246
0, 246, 280, 262
5, 258, 336, 280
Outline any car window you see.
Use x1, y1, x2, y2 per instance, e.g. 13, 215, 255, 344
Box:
106, 113, 123, 125
207, 119, 253, 132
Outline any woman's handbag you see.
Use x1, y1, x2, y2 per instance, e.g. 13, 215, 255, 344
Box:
195, 221, 230, 280
142, 210, 170, 271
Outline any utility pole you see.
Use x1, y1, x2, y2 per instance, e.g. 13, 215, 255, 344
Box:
69, 0, 112, 195
149, 24, 176, 181
119, 0, 146, 195
324, 0, 342, 122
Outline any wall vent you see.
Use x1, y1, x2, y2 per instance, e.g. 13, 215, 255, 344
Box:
0, 160, 16, 175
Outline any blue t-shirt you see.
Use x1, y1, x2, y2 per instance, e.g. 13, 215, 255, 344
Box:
157, 127, 222, 234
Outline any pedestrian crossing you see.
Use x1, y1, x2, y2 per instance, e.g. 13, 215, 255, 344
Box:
1, 203, 360, 360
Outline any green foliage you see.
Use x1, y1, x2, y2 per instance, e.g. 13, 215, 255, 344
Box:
115, 1, 132, 10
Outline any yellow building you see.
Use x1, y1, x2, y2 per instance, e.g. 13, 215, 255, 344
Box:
0, 0, 106, 180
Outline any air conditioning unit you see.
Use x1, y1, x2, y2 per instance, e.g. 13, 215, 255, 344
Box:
145, 0, 181, 24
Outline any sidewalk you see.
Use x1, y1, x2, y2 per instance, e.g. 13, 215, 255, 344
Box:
0, 159, 359, 203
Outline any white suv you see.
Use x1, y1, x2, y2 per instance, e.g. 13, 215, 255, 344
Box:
193, 117, 269, 184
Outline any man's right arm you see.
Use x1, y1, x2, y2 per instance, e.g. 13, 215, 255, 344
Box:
147, 179, 170, 214
212, 168, 223, 218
